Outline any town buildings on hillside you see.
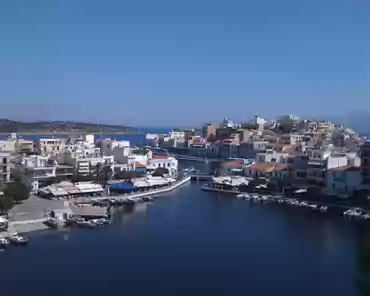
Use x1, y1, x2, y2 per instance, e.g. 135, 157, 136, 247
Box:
0, 133, 179, 194
145, 115, 368, 197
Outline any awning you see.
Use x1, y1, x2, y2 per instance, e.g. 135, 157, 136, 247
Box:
79, 188, 104, 193
109, 183, 137, 191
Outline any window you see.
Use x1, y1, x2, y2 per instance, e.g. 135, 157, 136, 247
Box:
2, 158, 7, 165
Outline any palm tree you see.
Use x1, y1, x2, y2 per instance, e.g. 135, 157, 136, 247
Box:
92, 163, 102, 184
102, 166, 113, 186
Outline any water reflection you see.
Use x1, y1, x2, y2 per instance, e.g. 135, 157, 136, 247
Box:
355, 225, 370, 295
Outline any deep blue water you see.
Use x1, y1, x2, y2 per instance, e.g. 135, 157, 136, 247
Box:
0, 170, 369, 295
0, 127, 171, 145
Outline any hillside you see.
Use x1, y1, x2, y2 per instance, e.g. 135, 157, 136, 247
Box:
0, 119, 142, 134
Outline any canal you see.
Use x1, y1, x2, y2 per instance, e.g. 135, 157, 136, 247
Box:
0, 161, 369, 295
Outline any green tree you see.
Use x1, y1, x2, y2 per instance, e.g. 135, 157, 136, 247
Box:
115, 170, 145, 181
152, 167, 169, 177
4, 182, 29, 203
0, 180, 14, 212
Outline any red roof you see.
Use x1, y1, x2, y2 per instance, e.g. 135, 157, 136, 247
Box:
273, 164, 291, 172
222, 159, 244, 167
135, 162, 147, 168
151, 155, 169, 160
328, 165, 360, 172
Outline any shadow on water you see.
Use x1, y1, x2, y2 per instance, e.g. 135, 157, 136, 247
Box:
355, 224, 370, 296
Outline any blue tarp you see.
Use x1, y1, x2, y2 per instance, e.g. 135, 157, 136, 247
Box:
109, 183, 137, 191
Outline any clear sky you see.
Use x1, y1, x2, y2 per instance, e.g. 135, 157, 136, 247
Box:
0, 0, 369, 127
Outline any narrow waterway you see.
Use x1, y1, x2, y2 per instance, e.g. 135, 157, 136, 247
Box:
0, 179, 370, 295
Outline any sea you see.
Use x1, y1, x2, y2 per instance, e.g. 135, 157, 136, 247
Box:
0, 131, 370, 295
0, 127, 171, 144
0, 160, 369, 295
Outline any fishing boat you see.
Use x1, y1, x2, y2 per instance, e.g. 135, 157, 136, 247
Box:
142, 196, 154, 202
76, 219, 98, 228
91, 218, 110, 226
8, 233, 28, 246
44, 218, 59, 229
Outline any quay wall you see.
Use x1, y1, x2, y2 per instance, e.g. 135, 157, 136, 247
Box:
91, 176, 191, 201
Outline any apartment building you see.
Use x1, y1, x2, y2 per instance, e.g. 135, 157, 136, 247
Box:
12, 155, 74, 192
255, 150, 289, 163
38, 138, 66, 155
147, 155, 178, 176
239, 140, 269, 159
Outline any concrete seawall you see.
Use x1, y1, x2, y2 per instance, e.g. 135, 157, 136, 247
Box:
91, 175, 191, 201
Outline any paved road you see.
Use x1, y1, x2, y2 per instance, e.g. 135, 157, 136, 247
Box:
9, 195, 67, 221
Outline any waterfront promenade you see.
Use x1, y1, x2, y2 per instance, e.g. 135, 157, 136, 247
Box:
90, 175, 191, 202
0, 176, 191, 236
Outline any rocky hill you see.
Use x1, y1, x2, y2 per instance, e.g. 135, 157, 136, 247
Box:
0, 119, 142, 134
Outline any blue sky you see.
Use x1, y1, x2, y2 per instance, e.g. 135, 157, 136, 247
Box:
0, 0, 369, 127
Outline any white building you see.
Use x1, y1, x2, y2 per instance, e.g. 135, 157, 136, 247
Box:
98, 138, 131, 156
325, 165, 361, 197
12, 155, 74, 192
169, 130, 186, 147
112, 141, 136, 171
147, 155, 178, 176
0, 136, 34, 153
38, 138, 66, 155
306, 150, 350, 187
145, 134, 159, 147
58, 138, 114, 175
255, 150, 289, 163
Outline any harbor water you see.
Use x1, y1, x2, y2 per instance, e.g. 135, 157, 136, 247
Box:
1, 172, 370, 295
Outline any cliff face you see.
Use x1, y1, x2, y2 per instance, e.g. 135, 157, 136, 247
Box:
0, 119, 141, 133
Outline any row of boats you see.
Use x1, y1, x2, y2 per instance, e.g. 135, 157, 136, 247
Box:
236, 193, 329, 212
93, 196, 154, 207
0, 233, 28, 249
44, 216, 111, 229
342, 209, 370, 220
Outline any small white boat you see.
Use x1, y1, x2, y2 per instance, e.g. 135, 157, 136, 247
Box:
237, 193, 246, 199
363, 214, 370, 220
8, 233, 28, 246
320, 206, 328, 212
308, 204, 318, 209
0, 237, 9, 248
142, 196, 154, 202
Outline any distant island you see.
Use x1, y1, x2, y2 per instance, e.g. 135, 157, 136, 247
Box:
0, 119, 143, 135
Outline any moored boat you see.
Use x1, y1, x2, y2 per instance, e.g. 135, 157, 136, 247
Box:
44, 218, 59, 229
8, 233, 28, 246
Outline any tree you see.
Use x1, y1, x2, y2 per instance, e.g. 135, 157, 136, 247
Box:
4, 182, 29, 203
115, 170, 145, 180
152, 167, 169, 177
0, 180, 14, 212
92, 163, 102, 184
102, 166, 113, 186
